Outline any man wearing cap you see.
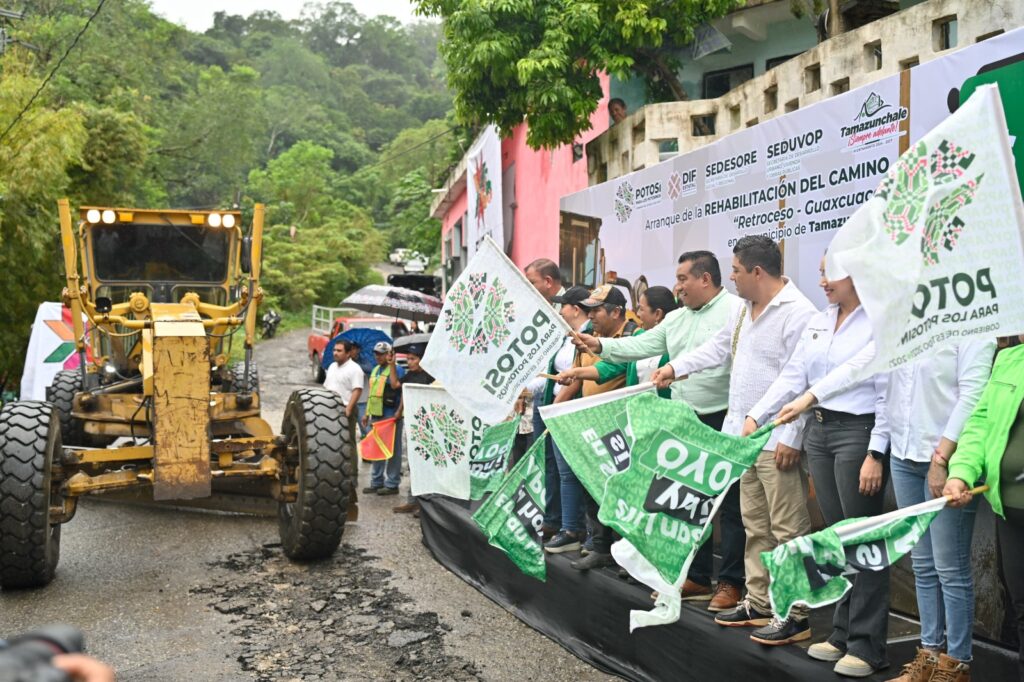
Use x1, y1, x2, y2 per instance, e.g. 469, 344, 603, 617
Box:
362, 341, 406, 495
393, 342, 432, 515
573, 252, 745, 609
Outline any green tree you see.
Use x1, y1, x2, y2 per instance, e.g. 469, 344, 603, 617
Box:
415, 0, 742, 148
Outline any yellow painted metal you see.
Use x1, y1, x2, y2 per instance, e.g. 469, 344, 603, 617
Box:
74, 445, 153, 464
141, 329, 153, 396
243, 204, 265, 349
65, 469, 149, 496
151, 323, 212, 500
58, 199, 86, 355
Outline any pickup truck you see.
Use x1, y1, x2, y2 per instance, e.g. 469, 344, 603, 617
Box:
307, 305, 410, 383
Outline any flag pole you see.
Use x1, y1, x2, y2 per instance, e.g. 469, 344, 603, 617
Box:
568, 328, 602, 361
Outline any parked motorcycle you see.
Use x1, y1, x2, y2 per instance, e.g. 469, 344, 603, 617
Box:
261, 309, 282, 338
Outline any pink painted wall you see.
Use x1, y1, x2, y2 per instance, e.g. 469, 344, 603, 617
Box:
440, 73, 611, 268
440, 187, 467, 248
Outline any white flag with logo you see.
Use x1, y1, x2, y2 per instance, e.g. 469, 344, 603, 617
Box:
825, 84, 1024, 381
403, 384, 485, 499
465, 124, 503, 258
422, 236, 571, 423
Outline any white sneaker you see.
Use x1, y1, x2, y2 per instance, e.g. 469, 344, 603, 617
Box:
807, 641, 844, 662
834, 654, 876, 678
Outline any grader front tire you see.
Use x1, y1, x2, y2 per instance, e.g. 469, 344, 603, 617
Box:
278, 388, 354, 560
0, 402, 63, 589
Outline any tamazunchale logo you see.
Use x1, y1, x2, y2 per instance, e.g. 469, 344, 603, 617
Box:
443, 272, 516, 354
411, 403, 467, 468
615, 180, 634, 222
876, 139, 984, 266
857, 92, 890, 119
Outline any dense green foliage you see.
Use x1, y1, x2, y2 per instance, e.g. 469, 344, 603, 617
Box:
0, 1, 457, 382
415, 0, 742, 149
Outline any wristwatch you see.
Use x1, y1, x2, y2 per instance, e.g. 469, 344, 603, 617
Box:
868, 450, 886, 461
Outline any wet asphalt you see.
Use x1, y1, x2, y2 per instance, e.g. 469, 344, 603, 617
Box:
0, 328, 611, 681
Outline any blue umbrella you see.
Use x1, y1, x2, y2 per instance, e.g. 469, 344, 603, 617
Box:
322, 328, 393, 375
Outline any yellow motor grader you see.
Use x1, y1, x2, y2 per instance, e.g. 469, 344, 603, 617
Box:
0, 200, 355, 589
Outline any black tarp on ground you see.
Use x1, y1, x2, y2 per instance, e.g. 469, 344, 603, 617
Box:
418, 495, 1016, 682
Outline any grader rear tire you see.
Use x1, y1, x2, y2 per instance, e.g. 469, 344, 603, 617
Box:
0, 402, 62, 589
278, 388, 353, 560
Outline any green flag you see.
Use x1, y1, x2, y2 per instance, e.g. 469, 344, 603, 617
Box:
763, 496, 946, 619
472, 436, 547, 580
470, 419, 519, 500
540, 383, 654, 500
599, 393, 773, 585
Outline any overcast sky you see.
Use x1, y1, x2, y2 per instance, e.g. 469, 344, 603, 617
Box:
147, 1, 423, 32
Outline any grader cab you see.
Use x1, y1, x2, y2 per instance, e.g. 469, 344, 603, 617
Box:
0, 200, 355, 589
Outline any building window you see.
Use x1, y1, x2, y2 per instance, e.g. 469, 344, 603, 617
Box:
785, 99, 799, 113
804, 64, 821, 94
703, 64, 754, 99
764, 85, 778, 113
934, 16, 957, 51
766, 54, 799, 71
729, 104, 741, 131
831, 77, 850, 95
657, 139, 679, 162
746, 117, 759, 128
864, 40, 882, 71
899, 56, 919, 72
692, 114, 716, 137
977, 29, 1003, 42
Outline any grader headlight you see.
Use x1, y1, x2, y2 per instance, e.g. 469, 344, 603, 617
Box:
86, 209, 101, 223
207, 213, 222, 228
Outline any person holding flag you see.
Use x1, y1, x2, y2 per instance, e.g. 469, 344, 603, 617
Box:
362, 342, 405, 496
744, 256, 890, 677
944, 339, 1024, 682
651, 235, 816, 646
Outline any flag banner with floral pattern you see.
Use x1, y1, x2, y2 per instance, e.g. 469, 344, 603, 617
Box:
825, 85, 1024, 384
764, 496, 945, 619
404, 384, 487, 499
472, 436, 547, 580
422, 236, 571, 423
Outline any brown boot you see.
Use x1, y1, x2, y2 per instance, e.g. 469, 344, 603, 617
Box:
929, 653, 970, 682
708, 581, 741, 613
680, 579, 712, 601
886, 648, 939, 682
393, 502, 419, 514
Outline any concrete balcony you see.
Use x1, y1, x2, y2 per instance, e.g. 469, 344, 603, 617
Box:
587, 0, 1020, 184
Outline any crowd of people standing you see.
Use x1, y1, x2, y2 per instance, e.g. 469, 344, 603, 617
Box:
322, 235, 1023, 682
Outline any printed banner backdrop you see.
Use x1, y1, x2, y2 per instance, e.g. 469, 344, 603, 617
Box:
465, 124, 503, 259
472, 436, 547, 580
422, 236, 572, 424
540, 382, 655, 500
764, 496, 946, 619
558, 28, 1024, 311
825, 85, 1024, 379
404, 384, 486, 499
602, 394, 773, 630
20, 302, 90, 401
470, 419, 518, 500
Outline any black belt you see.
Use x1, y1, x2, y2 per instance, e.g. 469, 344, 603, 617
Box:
813, 408, 874, 424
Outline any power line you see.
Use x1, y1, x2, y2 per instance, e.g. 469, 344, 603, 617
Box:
361, 125, 457, 173
0, 0, 107, 146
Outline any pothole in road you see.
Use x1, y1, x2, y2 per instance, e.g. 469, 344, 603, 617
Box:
192, 543, 481, 681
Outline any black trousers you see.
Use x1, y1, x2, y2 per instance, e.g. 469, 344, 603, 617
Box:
805, 416, 890, 669
688, 410, 746, 589
998, 506, 1024, 682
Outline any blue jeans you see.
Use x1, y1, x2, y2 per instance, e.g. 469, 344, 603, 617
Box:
534, 400, 561, 529
552, 439, 585, 533
890, 456, 978, 662
370, 416, 403, 490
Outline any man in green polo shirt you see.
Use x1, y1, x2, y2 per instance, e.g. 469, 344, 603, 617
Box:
574, 250, 744, 612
